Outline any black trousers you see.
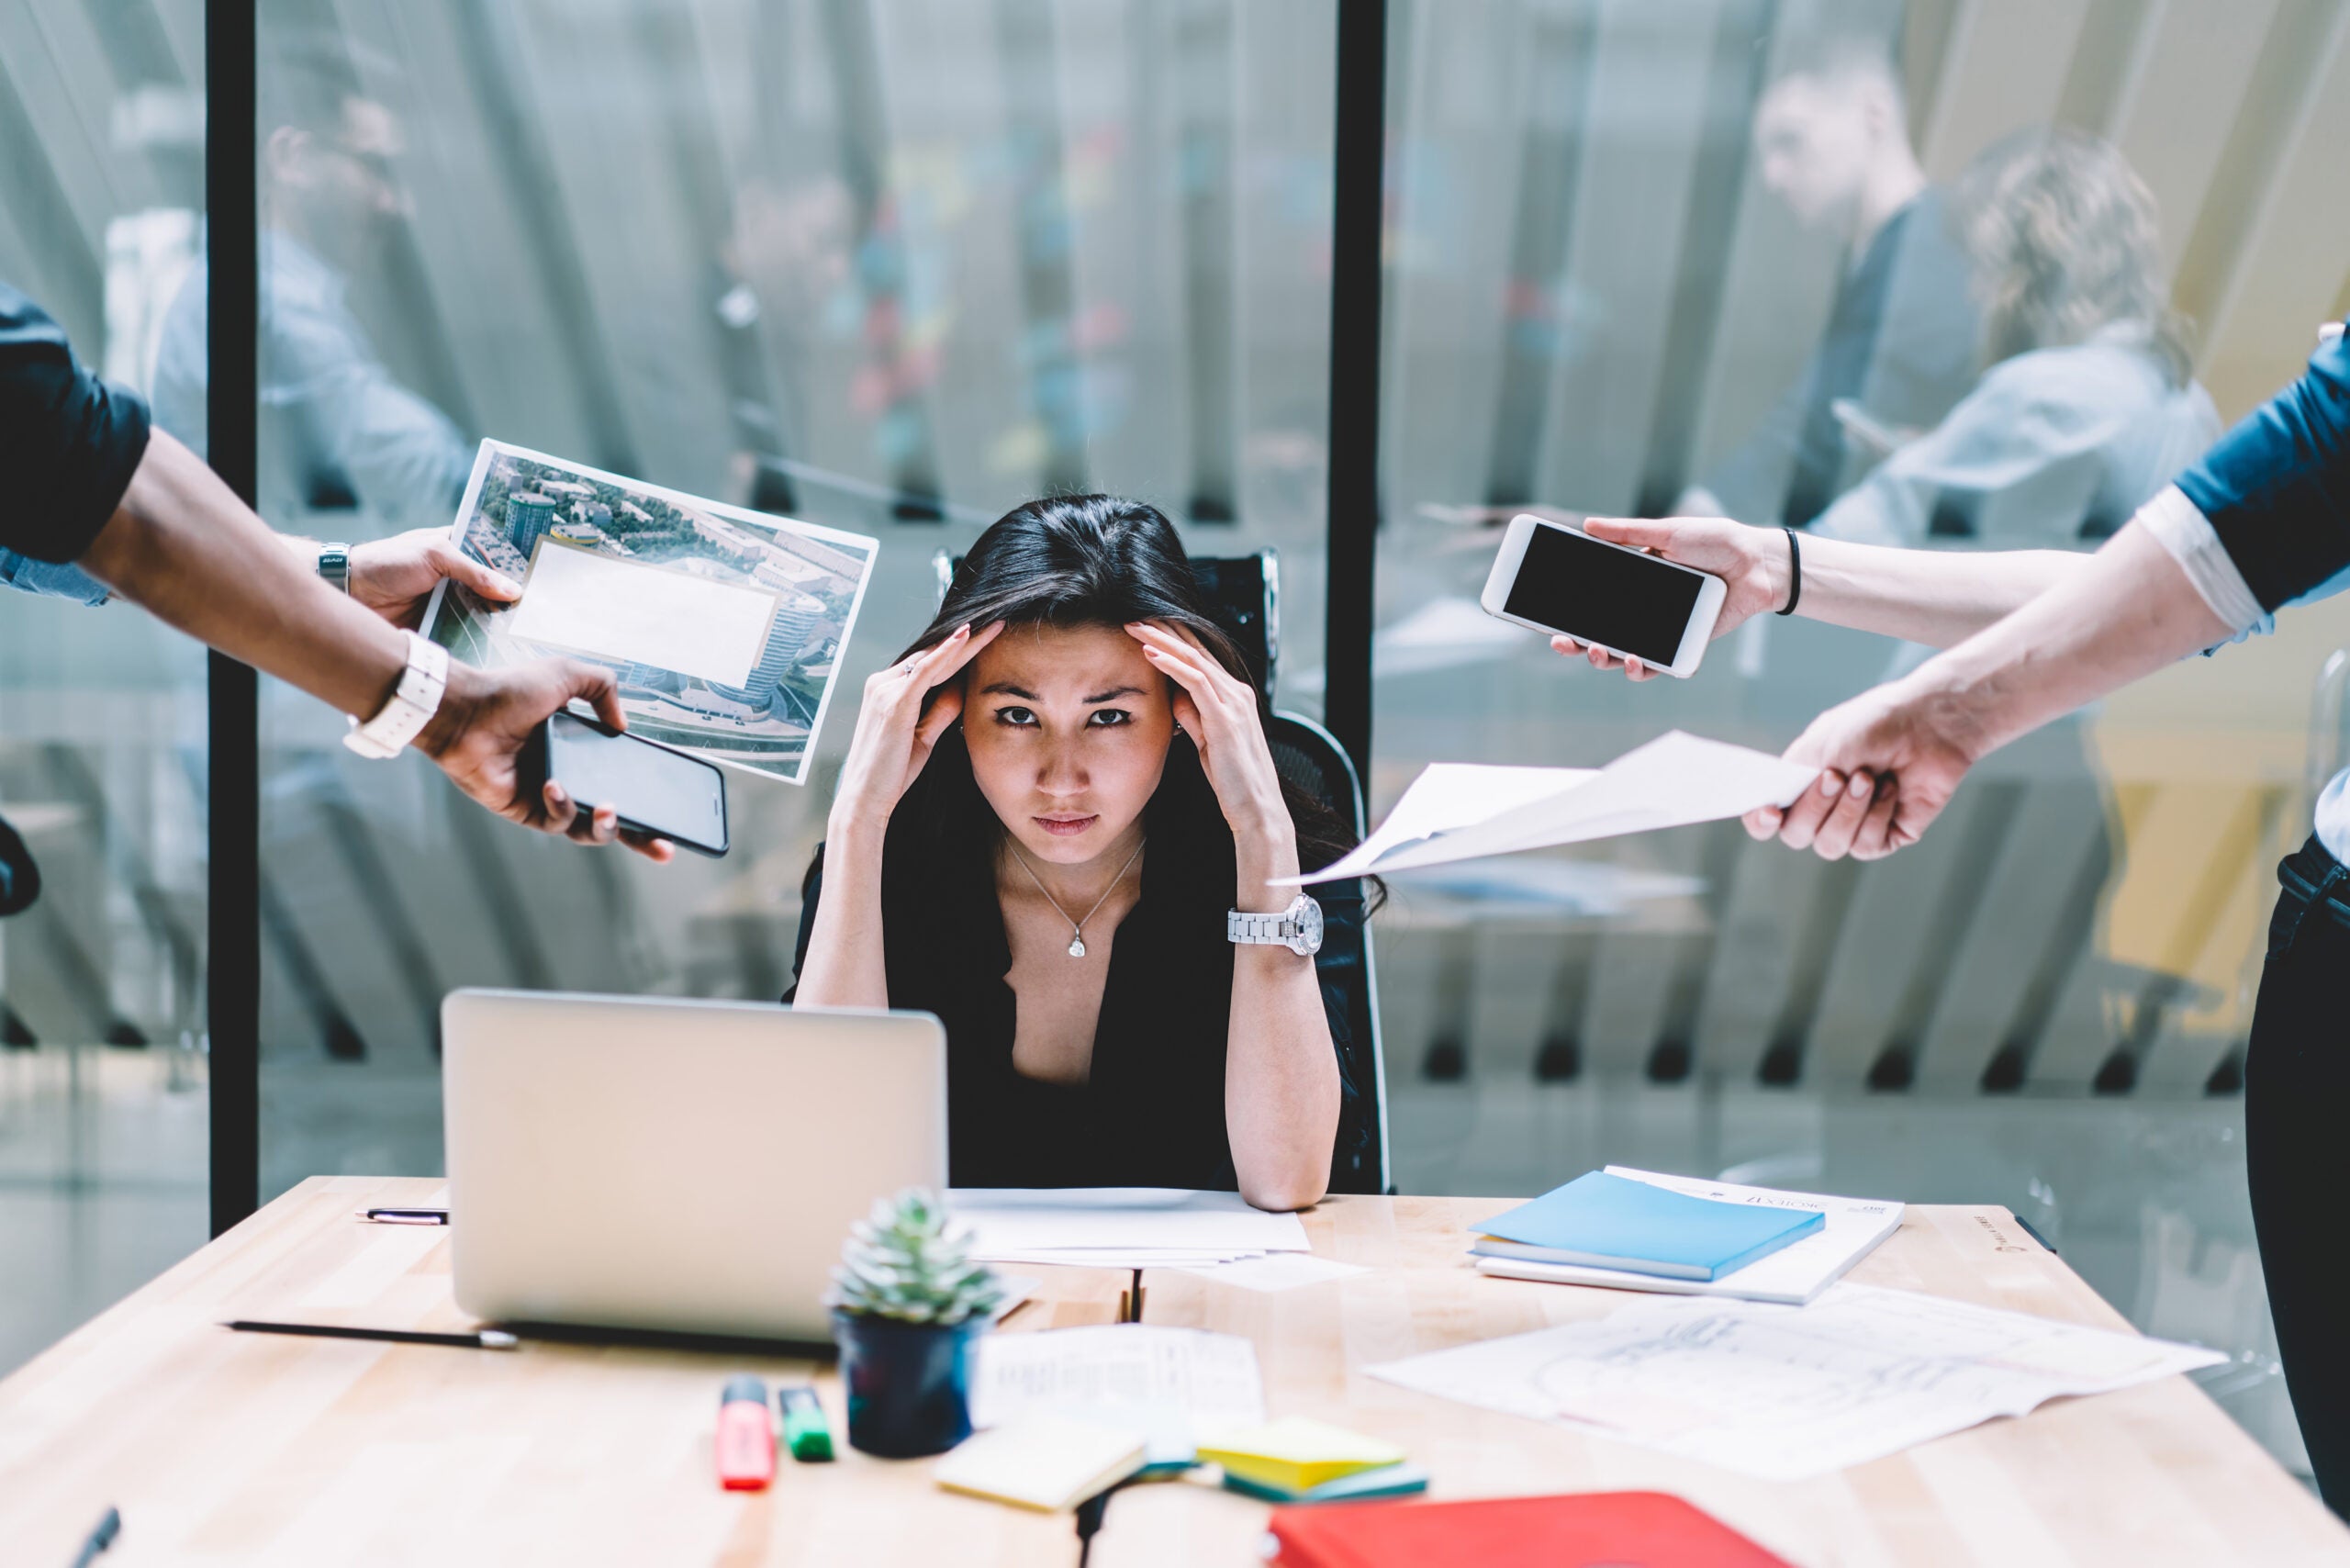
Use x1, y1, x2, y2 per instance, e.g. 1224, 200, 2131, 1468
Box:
2247, 834, 2350, 1515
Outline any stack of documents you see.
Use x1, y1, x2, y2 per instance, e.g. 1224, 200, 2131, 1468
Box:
968, 1325, 1265, 1471
1367, 1282, 2226, 1481
1280, 731, 1818, 884
1473, 1168, 1904, 1305
948, 1188, 1311, 1271
1472, 1171, 1824, 1282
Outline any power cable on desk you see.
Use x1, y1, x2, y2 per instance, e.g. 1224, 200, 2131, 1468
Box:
1075, 1477, 1139, 1568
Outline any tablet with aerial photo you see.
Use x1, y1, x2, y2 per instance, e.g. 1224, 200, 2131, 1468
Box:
420, 440, 878, 785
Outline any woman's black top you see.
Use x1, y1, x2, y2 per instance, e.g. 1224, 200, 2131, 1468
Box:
788, 739, 1368, 1190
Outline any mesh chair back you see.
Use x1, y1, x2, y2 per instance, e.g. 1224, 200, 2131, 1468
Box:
1268, 711, 1391, 1195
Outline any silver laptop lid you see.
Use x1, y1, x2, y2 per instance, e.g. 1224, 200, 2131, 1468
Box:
442, 989, 946, 1341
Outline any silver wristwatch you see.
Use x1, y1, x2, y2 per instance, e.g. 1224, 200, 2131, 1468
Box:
318, 542, 352, 594
1228, 894, 1324, 957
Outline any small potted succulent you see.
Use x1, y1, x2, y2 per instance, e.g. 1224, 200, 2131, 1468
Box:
828, 1188, 1005, 1458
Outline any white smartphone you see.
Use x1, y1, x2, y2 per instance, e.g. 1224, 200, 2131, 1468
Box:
1479, 513, 1728, 678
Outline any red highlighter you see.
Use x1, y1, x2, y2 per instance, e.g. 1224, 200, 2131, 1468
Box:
716, 1375, 776, 1491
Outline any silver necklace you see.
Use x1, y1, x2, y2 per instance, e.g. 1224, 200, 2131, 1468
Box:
1004, 835, 1145, 958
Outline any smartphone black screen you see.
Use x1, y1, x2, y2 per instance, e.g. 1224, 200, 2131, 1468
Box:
545, 711, 728, 853
1503, 524, 1705, 666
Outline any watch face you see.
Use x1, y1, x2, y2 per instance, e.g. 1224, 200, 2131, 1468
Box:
1290, 895, 1324, 955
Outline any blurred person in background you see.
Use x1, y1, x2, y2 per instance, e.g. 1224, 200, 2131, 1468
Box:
1681, 30, 1979, 532
1808, 126, 2218, 550
153, 29, 472, 533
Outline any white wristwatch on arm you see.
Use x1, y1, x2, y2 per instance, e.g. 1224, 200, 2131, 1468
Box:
343, 631, 449, 759
1227, 893, 1324, 957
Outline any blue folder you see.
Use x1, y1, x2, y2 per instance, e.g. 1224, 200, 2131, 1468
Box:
1472, 1171, 1825, 1282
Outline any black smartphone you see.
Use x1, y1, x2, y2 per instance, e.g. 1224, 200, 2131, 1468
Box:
526, 710, 730, 857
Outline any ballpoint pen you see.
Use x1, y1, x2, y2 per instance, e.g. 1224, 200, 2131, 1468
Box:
71, 1505, 119, 1568
222, 1319, 517, 1350
356, 1206, 450, 1225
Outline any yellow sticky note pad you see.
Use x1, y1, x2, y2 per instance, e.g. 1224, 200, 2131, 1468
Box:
1195, 1417, 1406, 1494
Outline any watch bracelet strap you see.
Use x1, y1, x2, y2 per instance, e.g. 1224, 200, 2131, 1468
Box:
1229, 910, 1291, 942
343, 631, 449, 759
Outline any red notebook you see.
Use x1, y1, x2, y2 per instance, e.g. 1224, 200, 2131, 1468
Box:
1266, 1492, 1797, 1568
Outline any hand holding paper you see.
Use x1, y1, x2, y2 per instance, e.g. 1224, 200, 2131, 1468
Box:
1283, 731, 1818, 885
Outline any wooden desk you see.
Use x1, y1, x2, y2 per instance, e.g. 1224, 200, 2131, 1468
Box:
1, 1179, 2341, 1566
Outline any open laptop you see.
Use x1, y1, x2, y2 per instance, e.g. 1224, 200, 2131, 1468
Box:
442, 989, 946, 1342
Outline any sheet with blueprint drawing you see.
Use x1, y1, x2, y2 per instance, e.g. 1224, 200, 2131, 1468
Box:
1367, 1282, 2225, 1480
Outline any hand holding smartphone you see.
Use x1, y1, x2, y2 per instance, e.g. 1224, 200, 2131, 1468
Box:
1480, 513, 1728, 678
523, 710, 731, 857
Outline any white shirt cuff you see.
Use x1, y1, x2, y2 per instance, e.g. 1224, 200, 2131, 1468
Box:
2136, 484, 2268, 638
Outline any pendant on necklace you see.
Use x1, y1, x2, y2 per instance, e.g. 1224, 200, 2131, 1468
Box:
1068, 934, 1087, 958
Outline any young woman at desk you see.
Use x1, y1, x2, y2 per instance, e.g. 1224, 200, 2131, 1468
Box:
789, 495, 1368, 1211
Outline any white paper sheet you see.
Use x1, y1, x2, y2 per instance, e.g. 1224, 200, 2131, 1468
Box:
968, 1326, 1266, 1461
1473, 1167, 1903, 1305
1282, 731, 1818, 885
504, 539, 778, 687
948, 1188, 1311, 1267
1367, 1282, 2225, 1480
1171, 1255, 1371, 1293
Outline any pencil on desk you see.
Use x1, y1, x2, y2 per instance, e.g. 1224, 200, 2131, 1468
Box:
221, 1319, 518, 1350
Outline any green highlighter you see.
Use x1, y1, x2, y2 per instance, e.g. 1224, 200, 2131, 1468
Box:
777, 1385, 835, 1462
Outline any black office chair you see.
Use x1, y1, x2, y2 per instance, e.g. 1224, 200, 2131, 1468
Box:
932, 547, 1393, 1193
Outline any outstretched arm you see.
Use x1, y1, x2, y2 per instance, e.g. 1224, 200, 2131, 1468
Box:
1746, 521, 2231, 859
1550, 514, 2088, 679
83, 429, 670, 858
1754, 326, 2350, 859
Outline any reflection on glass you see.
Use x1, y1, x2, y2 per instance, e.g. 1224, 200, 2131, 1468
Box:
1374, 2, 2349, 1483
0, 0, 210, 1376
1813, 126, 2219, 550
1694, 35, 1978, 532
247, 0, 1337, 1205
155, 33, 472, 527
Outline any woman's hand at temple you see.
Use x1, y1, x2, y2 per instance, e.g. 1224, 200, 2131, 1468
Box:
830, 622, 1004, 833
1128, 619, 1335, 1212
1125, 621, 1298, 881
1547, 515, 1787, 680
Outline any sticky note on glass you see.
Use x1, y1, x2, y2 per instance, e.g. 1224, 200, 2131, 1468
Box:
506, 539, 778, 688
1196, 1417, 1406, 1494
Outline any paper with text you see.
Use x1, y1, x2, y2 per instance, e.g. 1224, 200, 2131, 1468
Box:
969, 1326, 1265, 1462
948, 1188, 1309, 1269
1282, 732, 1818, 885
1367, 1282, 2224, 1480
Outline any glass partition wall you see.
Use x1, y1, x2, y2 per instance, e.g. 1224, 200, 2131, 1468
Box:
241, 0, 1337, 1190
118, 0, 2345, 1487
0, 0, 211, 1374
1373, 0, 2350, 1480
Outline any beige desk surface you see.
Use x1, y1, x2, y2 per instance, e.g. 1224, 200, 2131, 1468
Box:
1, 1177, 2342, 1567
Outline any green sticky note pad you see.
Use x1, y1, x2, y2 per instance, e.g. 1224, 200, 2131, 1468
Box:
778, 1386, 834, 1462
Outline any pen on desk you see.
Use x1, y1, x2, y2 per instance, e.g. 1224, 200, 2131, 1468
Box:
221, 1319, 518, 1350
356, 1205, 449, 1225
70, 1505, 119, 1568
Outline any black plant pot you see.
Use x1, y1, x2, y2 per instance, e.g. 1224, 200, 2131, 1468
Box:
832, 1309, 985, 1458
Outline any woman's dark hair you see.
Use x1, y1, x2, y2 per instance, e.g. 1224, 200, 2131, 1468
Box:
896, 494, 1371, 901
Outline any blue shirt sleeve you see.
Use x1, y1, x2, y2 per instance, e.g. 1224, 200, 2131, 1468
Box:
0, 283, 152, 565
2174, 331, 2350, 612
